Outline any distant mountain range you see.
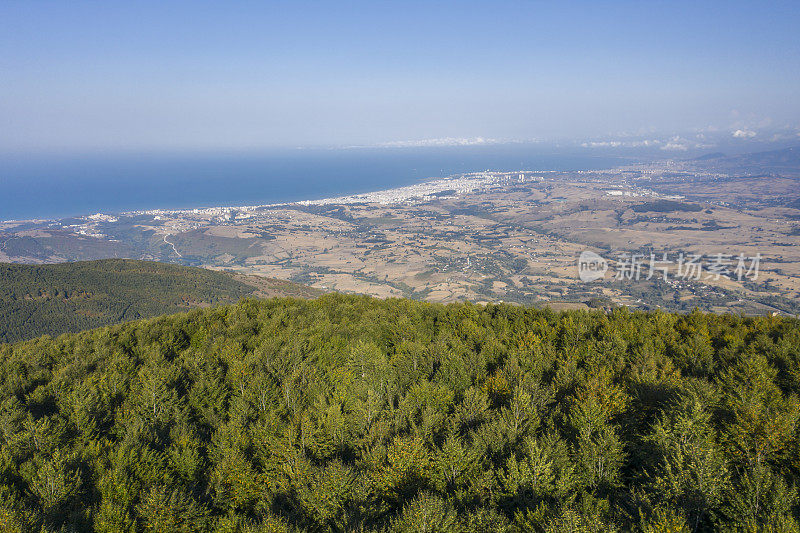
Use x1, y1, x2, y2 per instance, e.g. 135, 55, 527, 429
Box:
0, 259, 322, 343
692, 146, 800, 174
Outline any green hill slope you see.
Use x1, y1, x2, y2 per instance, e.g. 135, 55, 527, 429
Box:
0, 294, 797, 531
0, 259, 321, 343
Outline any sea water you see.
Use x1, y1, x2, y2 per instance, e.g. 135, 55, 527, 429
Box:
0, 144, 635, 221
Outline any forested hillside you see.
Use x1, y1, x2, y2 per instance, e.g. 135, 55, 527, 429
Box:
0, 259, 320, 343
0, 295, 798, 531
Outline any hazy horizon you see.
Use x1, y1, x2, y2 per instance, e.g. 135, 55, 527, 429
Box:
2, 1, 799, 154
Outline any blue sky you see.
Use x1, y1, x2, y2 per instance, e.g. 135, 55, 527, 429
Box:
1, 1, 798, 152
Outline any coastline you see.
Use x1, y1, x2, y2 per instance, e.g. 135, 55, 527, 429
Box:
4, 170, 557, 224
0, 145, 638, 222
127, 170, 555, 217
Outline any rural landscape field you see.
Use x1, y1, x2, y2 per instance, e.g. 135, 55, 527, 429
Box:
3, 148, 799, 316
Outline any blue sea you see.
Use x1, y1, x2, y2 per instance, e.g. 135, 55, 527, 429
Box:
0, 145, 639, 221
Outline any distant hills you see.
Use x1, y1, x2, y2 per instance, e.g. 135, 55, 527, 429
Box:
0, 259, 322, 343
734, 145, 799, 165
693, 146, 800, 175
691, 151, 726, 161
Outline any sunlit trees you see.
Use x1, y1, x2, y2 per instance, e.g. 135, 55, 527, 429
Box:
0, 294, 797, 530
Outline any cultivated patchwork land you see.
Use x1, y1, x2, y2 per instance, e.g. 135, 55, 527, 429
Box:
2, 148, 800, 315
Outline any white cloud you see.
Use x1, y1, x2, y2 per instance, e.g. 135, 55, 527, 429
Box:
377, 137, 501, 148
732, 129, 756, 138
660, 142, 689, 151
581, 139, 661, 148
658, 135, 694, 151
582, 141, 623, 148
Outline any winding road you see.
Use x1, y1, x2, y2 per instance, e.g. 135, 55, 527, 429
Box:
163, 234, 182, 258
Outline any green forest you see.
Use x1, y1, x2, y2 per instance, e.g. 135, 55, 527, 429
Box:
0, 259, 317, 344
0, 294, 798, 531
